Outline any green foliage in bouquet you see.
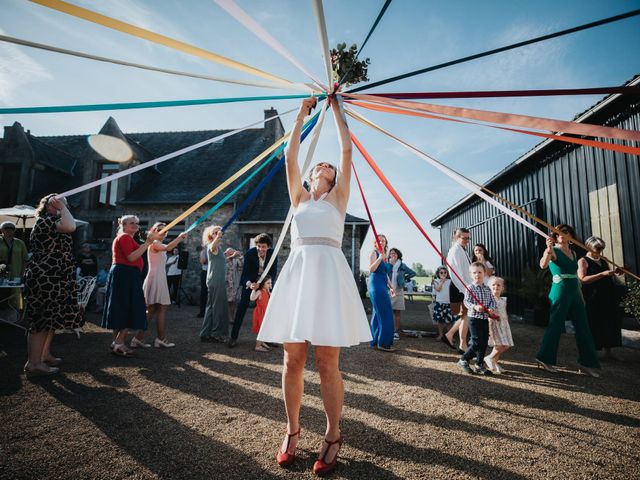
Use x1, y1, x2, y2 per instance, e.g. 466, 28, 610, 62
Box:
330, 42, 370, 87
621, 281, 640, 320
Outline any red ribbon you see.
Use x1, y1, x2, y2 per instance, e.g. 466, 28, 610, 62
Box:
351, 161, 385, 261
365, 86, 640, 100
350, 131, 495, 316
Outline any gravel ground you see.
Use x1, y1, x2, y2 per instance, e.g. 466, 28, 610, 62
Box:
1, 300, 639, 480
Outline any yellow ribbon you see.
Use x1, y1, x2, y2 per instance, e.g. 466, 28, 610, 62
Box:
31, 0, 296, 87
159, 131, 290, 235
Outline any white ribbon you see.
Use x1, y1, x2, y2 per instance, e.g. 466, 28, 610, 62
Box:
312, 0, 334, 87
214, 0, 328, 91
258, 104, 329, 283
0, 34, 312, 92
346, 107, 549, 239
60, 107, 296, 198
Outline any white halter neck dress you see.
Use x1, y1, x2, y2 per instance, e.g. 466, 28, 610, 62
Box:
258, 196, 372, 347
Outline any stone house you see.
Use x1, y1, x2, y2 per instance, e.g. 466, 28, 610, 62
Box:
0, 108, 369, 299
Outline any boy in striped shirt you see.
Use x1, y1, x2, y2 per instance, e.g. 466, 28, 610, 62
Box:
458, 262, 497, 375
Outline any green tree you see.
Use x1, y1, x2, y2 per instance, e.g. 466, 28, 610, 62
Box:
412, 262, 427, 277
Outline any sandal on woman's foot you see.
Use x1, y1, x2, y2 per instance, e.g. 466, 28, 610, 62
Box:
24, 363, 59, 379
130, 337, 151, 348
535, 358, 557, 373
276, 429, 300, 467
313, 435, 343, 476
255, 345, 270, 352
112, 343, 135, 357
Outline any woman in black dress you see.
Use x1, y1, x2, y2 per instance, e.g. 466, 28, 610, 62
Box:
23, 194, 81, 378
577, 236, 624, 360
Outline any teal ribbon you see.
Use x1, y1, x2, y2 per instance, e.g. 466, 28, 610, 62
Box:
0, 93, 326, 114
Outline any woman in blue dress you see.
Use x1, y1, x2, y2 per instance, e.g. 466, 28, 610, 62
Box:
368, 234, 396, 351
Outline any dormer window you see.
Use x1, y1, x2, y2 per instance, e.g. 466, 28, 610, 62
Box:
97, 163, 119, 207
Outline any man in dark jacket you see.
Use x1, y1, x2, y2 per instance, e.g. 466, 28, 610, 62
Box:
227, 233, 277, 347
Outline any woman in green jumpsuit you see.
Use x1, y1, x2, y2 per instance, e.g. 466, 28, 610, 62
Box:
535, 224, 600, 377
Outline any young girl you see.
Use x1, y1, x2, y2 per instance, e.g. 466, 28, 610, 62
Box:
471, 243, 495, 283
251, 276, 272, 352
134, 223, 187, 349
484, 276, 514, 373
432, 266, 454, 342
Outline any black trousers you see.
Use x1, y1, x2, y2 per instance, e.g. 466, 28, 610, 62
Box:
167, 275, 181, 302
462, 317, 489, 366
230, 287, 251, 340
198, 270, 208, 315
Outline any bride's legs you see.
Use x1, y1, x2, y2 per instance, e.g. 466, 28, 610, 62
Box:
314, 346, 343, 461
281, 342, 308, 453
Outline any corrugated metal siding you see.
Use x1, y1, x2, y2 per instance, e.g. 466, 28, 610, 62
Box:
433, 100, 640, 312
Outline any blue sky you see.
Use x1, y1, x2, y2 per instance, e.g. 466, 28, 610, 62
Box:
1, 0, 639, 272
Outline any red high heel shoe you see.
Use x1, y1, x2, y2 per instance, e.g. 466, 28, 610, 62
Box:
276, 429, 300, 467
312, 435, 343, 476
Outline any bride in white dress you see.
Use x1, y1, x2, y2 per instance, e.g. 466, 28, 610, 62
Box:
258, 97, 371, 475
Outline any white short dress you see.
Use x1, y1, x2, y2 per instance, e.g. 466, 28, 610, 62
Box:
143, 244, 171, 306
488, 297, 514, 347
258, 197, 372, 347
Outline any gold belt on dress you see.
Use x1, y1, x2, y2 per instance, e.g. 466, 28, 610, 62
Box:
292, 237, 341, 249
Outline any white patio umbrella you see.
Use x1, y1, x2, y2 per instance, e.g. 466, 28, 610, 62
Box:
0, 205, 89, 229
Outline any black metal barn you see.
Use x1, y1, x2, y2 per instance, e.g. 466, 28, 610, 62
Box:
430, 76, 640, 311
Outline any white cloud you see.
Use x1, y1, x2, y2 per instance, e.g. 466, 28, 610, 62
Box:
0, 32, 52, 104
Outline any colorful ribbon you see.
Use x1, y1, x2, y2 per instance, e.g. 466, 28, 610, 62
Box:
214, 0, 327, 90
350, 130, 491, 310
364, 86, 640, 100
347, 108, 640, 281
0, 34, 311, 92
337, 0, 392, 88
312, 0, 333, 86
185, 143, 286, 234
59, 107, 296, 198
351, 161, 385, 260
348, 9, 640, 93
257, 104, 330, 284
343, 92, 640, 142
0, 94, 323, 115
346, 99, 640, 156
31, 0, 300, 88
219, 111, 322, 232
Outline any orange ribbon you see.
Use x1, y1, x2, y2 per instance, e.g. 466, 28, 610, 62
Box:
347, 100, 640, 156
342, 92, 640, 142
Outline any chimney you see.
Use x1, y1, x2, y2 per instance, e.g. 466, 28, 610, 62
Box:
264, 107, 283, 143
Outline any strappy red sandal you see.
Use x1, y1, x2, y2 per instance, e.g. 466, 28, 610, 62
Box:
276, 429, 300, 467
312, 435, 343, 476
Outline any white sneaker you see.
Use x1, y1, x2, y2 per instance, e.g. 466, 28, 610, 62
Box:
484, 357, 497, 371
393, 333, 400, 341
495, 363, 504, 374
130, 337, 151, 348
155, 338, 176, 348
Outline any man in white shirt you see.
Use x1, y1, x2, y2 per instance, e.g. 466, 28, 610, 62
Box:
444, 228, 472, 351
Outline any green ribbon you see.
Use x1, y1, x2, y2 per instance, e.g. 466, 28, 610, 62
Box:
0, 93, 326, 114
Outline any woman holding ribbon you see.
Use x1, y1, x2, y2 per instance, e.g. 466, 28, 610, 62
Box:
535, 224, 600, 377
257, 97, 372, 475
